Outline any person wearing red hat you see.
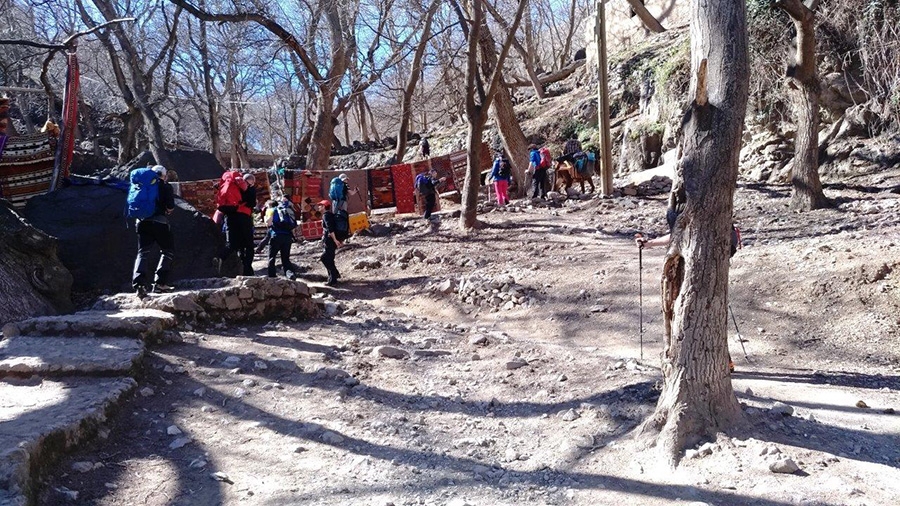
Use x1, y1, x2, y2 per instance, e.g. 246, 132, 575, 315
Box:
317, 199, 343, 285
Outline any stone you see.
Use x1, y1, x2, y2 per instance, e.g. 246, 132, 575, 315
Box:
169, 437, 191, 450
374, 346, 409, 359
769, 458, 800, 474
167, 425, 182, 436
2, 308, 176, 340
469, 334, 489, 346
771, 402, 794, 416
437, 279, 456, 294
193, 387, 206, 397
506, 358, 528, 370
189, 458, 208, 470
140, 387, 155, 397
223, 356, 241, 367
856, 400, 869, 409
561, 409, 580, 422
209, 471, 233, 483
242, 379, 257, 388
321, 431, 345, 444
0, 336, 144, 376
72, 461, 94, 473
254, 360, 268, 370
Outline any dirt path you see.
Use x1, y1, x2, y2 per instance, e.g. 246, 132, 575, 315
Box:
37, 183, 900, 506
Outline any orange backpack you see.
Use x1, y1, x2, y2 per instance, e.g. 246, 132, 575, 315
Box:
216, 171, 247, 213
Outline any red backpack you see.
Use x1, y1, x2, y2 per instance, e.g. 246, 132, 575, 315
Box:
216, 171, 247, 213
539, 147, 552, 169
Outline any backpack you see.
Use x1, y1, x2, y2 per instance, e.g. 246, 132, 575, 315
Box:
574, 152, 587, 174
272, 206, 297, 232
730, 226, 742, 258
539, 147, 552, 169
334, 209, 350, 240
216, 171, 246, 213
497, 158, 511, 179
329, 177, 346, 201
415, 173, 435, 196
126, 168, 160, 220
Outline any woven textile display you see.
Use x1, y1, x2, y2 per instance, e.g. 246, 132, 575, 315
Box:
391, 163, 415, 214
367, 167, 394, 209
173, 170, 271, 218
0, 133, 58, 209
321, 170, 369, 215
52, 51, 79, 190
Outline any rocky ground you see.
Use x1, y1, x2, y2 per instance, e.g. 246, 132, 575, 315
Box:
31, 172, 900, 506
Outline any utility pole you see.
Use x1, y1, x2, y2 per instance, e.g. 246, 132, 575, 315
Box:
595, 0, 614, 196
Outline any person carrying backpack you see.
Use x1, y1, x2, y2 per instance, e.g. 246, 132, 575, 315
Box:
127, 165, 175, 298
528, 144, 549, 199
328, 173, 357, 213
318, 199, 346, 286
264, 198, 299, 279
420, 137, 430, 158
214, 172, 257, 276
489, 152, 512, 205
415, 168, 446, 220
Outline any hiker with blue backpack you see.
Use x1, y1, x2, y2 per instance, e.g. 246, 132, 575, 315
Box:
329, 173, 357, 213
264, 198, 299, 279
126, 165, 175, 298
489, 152, 512, 206
415, 168, 446, 220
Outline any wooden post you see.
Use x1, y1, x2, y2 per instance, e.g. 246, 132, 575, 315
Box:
596, 0, 614, 196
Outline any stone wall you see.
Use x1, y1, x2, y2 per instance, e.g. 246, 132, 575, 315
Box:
93, 277, 320, 323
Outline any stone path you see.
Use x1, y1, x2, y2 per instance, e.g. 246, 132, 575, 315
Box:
0, 278, 317, 506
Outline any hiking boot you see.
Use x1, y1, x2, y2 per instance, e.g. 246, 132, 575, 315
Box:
212, 257, 222, 274
153, 284, 175, 293
135, 285, 148, 299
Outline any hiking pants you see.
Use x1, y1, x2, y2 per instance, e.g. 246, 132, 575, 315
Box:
321, 237, 339, 283
493, 179, 510, 205
531, 169, 547, 198
268, 234, 297, 278
424, 193, 437, 219
221, 212, 254, 276
133, 220, 174, 289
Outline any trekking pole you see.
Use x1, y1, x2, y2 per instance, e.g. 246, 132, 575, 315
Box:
728, 303, 750, 362
636, 233, 644, 361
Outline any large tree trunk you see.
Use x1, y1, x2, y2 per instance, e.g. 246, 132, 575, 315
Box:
118, 110, 142, 165
307, 87, 340, 170
778, 0, 829, 211
461, 123, 486, 228
0, 202, 73, 327
477, 16, 529, 197
638, 0, 749, 464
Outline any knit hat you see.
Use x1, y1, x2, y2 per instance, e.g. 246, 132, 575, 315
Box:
338, 173, 348, 181
151, 165, 167, 176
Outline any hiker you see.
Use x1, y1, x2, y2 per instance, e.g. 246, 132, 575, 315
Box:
528, 144, 550, 199
328, 173, 358, 213
635, 197, 742, 371
489, 151, 512, 206
264, 198, 299, 279
556, 135, 582, 167
415, 168, 446, 220
318, 199, 347, 286
214, 171, 257, 276
128, 165, 175, 297
421, 136, 430, 158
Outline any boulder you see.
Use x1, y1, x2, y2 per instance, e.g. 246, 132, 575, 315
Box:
23, 185, 237, 293
0, 201, 73, 326
110, 149, 224, 182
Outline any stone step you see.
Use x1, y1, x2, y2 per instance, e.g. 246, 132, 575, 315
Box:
0, 377, 136, 505
0, 336, 145, 377
1, 309, 176, 340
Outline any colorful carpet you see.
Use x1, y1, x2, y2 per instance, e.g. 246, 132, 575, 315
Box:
0, 133, 57, 209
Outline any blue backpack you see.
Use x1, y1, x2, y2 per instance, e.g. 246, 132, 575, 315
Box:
329, 177, 346, 201
126, 168, 160, 219
272, 206, 297, 232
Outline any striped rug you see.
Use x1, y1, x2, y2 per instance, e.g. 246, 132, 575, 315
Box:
0, 133, 56, 209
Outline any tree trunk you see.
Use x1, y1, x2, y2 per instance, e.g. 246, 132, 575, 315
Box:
357, 95, 370, 143
638, 0, 750, 464
198, 2, 222, 166
118, 110, 142, 165
477, 16, 529, 197
307, 87, 340, 170
395, 0, 440, 164
461, 123, 485, 228
778, 0, 829, 211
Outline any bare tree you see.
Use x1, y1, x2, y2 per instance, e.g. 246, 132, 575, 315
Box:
457, 0, 527, 229
776, 0, 830, 211
394, 0, 441, 163
638, 0, 750, 464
